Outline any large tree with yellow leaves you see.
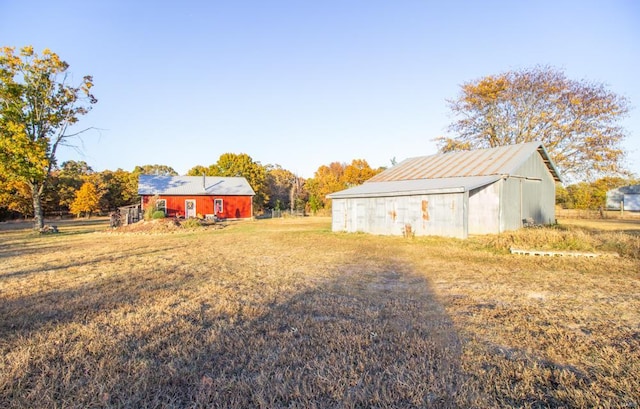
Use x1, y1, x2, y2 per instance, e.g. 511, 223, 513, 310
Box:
0, 46, 96, 229
436, 66, 630, 182
69, 182, 101, 218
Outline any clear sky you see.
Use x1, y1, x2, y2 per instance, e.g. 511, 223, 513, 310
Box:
1, 0, 639, 179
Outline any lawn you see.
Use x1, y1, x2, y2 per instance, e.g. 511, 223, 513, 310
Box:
1, 217, 638, 408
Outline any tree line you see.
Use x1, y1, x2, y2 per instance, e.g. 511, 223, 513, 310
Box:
2, 46, 636, 229
2, 152, 634, 222
0, 156, 385, 221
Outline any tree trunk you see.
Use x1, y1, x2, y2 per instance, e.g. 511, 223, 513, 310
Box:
31, 183, 45, 230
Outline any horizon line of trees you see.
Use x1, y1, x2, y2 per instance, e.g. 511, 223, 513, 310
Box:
1, 152, 638, 222
0, 154, 389, 221
2, 46, 636, 228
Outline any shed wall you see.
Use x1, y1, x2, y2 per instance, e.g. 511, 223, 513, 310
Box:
468, 182, 500, 234
501, 178, 523, 231
500, 152, 556, 229
142, 195, 253, 219
330, 147, 558, 238
331, 192, 466, 238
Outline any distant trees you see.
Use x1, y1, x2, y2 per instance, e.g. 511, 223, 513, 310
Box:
557, 177, 639, 210
188, 153, 269, 212
306, 162, 345, 213
96, 169, 139, 212
132, 164, 178, 176
0, 150, 384, 220
343, 159, 382, 186
0, 179, 32, 217
0, 46, 97, 229
265, 165, 303, 211
69, 182, 100, 218
437, 66, 631, 182
306, 159, 383, 212
56, 160, 94, 211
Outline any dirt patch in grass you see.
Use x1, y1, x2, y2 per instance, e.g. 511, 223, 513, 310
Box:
0, 217, 638, 408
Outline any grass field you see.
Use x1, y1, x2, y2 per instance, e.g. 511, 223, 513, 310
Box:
1, 217, 638, 408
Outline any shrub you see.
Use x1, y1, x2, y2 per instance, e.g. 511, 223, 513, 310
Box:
144, 195, 162, 221
181, 218, 203, 229
152, 210, 165, 219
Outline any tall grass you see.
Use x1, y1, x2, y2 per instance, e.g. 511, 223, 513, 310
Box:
474, 224, 640, 259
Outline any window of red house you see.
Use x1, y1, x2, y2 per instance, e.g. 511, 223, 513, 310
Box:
156, 199, 167, 215
214, 198, 223, 214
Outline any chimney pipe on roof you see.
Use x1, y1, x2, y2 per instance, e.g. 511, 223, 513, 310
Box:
202, 174, 206, 191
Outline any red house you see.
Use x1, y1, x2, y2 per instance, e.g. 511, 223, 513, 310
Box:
138, 175, 255, 219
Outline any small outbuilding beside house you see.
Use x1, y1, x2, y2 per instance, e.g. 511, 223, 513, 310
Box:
138, 175, 255, 220
327, 142, 561, 239
606, 185, 640, 211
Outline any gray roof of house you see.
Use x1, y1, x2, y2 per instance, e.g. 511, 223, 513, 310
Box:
328, 142, 561, 199
138, 175, 255, 196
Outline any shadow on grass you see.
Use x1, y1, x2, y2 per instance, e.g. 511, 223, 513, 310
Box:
3, 232, 623, 408
0, 244, 477, 408
185, 274, 467, 408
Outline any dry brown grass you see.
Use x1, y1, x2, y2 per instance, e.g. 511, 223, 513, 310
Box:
1, 217, 638, 408
475, 223, 640, 259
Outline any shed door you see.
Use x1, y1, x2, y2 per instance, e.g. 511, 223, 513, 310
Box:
185, 200, 196, 218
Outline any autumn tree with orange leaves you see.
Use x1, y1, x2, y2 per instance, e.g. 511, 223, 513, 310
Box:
0, 46, 97, 229
306, 159, 383, 212
436, 66, 630, 182
69, 182, 101, 218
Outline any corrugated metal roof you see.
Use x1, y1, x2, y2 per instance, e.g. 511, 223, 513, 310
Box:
327, 175, 502, 199
368, 141, 561, 183
138, 175, 255, 196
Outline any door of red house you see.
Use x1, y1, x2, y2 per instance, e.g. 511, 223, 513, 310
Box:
185, 200, 196, 218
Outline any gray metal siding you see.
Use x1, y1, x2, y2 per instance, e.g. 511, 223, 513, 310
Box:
331, 193, 466, 238
501, 178, 523, 231
330, 143, 559, 238
506, 153, 557, 227
468, 182, 500, 234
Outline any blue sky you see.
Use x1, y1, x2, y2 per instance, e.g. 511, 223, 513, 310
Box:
1, 1, 639, 179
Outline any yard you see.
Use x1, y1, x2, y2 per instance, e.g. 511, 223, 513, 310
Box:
0, 216, 638, 408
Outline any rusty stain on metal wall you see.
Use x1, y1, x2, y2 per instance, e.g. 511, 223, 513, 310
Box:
421, 200, 429, 221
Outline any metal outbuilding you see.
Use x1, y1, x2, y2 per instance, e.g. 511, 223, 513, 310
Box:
606, 185, 640, 211
327, 142, 562, 239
